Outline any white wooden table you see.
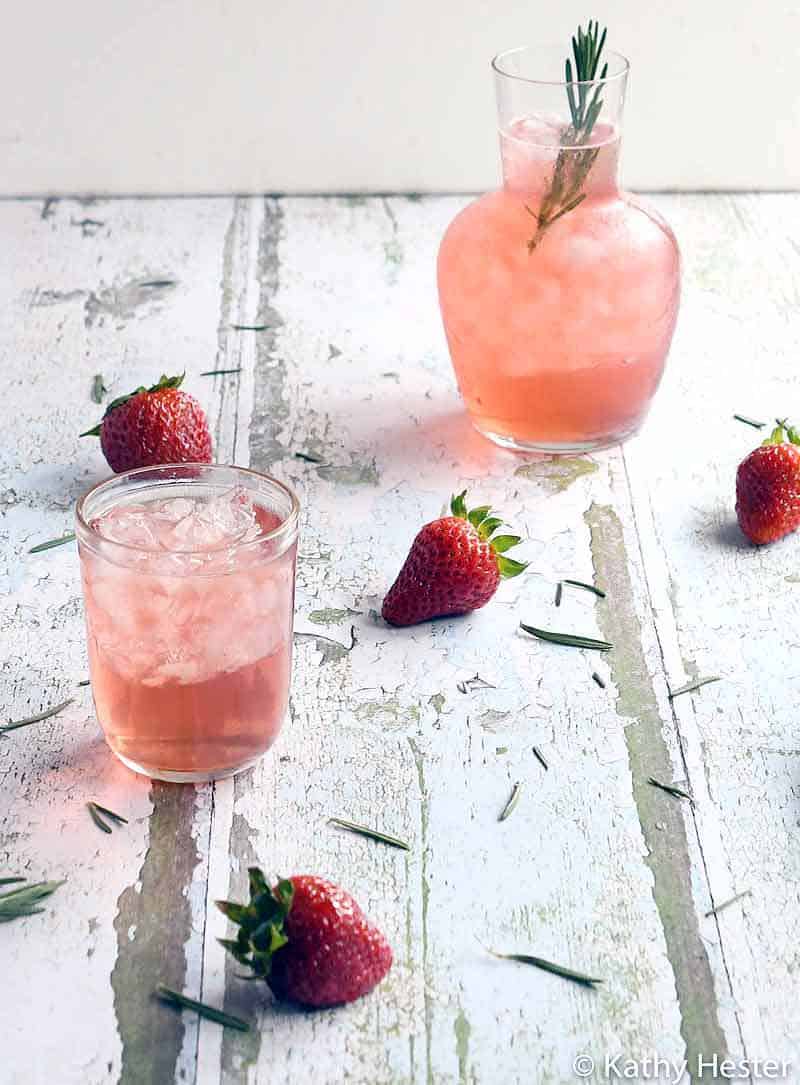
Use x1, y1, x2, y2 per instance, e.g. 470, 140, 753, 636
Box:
2, 194, 799, 1085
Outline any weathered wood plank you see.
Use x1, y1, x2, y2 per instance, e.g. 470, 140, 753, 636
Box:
0, 196, 244, 1084
623, 192, 800, 1078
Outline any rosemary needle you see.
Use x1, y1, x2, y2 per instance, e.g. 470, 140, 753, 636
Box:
1, 697, 73, 733
532, 746, 549, 771
0, 877, 26, 887
294, 451, 327, 464
520, 623, 612, 651
705, 889, 751, 918
328, 817, 409, 850
486, 946, 602, 988
28, 533, 76, 554
155, 985, 250, 1031
592, 671, 606, 689
733, 414, 765, 429
200, 368, 242, 376
562, 578, 606, 598
647, 776, 693, 803
668, 676, 721, 700
87, 803, 112, 834
499, 782, 523, 821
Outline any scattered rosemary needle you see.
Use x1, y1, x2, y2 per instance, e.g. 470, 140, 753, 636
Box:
155, 984, 250, 1032
28, 532, 76, 554
328, 817, 409, 850
554, 581, 563, 607
87, 801, 127, 833
647, 776, 693, 803
486, 946, 602, 988
78, 679, 91, 687
562, 578, 606, 598
91, 373, 107, 404
1, 697, 74, 733
294, 450, 327, 464
705, 889, 751, 918
230, 323, 268, 331
0, 879, 64, 922
499, 782, 523, 821
733, 413, 766, 429
668, 676, 721, 700
520, 623, 612, 651
592, 671, 606, 689
139, 279, 176, 288
200, 368, 242, 376
532, 746, 548, 771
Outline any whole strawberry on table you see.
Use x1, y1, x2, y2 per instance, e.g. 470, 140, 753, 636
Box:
736, 419, 800, 545
81, 373, 212, 472
382, 491, 528, 626
217, 869, 392, 1008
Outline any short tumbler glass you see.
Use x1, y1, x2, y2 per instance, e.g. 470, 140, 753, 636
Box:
76, 463, 299, 782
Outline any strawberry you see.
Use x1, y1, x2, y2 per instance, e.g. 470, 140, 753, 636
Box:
217, 870, 392, 1008
81, 373, 212, 473
736, 420, 800, 545
381, 491, 528, 626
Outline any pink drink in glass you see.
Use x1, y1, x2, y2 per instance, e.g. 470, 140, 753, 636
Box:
438, 50, 681, 452
76, 465, 298, 782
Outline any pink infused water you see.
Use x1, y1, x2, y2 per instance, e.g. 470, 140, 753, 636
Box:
438, 114, 681, 450
79, 481, 297, 781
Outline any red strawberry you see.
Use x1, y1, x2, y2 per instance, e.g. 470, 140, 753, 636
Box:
217, 870, 392, 1008
81, 373, 212, 473
736, 420, 800, 545
382, 491, 527, 626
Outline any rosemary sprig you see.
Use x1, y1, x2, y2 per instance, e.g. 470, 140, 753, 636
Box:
486, 946, 602, 988
668, 676, 721, 700
0, 879, 64, 922
155, 984, 250, 1032
1, 697, 73, 734
499, 782, 523, 821
91, 374, 107, 403
705, 889, 751, 918
733, 413, 765, 429
532, 746, 548, 771
200, 368, 242, 376
28, 532, 76, 553
527, 21, 609, 252
562, 578, 606, 598
87, 801, 128, 833
328, 816, 409, 851
647, 776, 693, 803
520, 623, 612, 651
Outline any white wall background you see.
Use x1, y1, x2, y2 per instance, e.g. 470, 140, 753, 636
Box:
2, 0, 798, 195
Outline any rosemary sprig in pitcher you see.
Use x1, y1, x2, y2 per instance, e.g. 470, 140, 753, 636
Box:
527, 20, 609, 252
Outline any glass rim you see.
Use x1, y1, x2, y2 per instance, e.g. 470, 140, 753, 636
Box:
491, 45, 630, 87
75, 462, 300, 559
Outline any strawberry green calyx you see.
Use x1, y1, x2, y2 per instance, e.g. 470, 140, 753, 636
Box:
449, 490, 529, 579
79, 373, 185, 437
762, 419, 800, 447
216, 868, 294, 980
